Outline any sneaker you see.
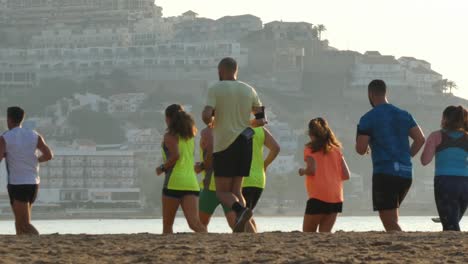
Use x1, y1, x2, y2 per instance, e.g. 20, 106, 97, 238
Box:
233, 207, 253, 233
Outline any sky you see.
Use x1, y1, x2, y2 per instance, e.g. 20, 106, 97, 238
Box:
157, 0, 468, 99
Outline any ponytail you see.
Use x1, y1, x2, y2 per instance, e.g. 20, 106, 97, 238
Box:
307, 117, 342, 154
165, 104, 197, 139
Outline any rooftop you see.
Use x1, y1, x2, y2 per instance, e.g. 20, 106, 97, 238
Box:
361, 55, 399, 65
410, 66, 442, 76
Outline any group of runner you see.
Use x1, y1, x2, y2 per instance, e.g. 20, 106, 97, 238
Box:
0, 57, 466, 235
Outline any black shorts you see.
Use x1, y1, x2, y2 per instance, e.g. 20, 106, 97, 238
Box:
213, 131, 253, 178
372, 174, 412, 211
7, 184, 39, 206
305, 198, 343, 215
163, 188, 199, 199
242, 187, 263, 210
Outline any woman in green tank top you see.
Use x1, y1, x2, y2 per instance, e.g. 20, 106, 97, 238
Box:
242, 125, 280, 232
156, 104, 207, 234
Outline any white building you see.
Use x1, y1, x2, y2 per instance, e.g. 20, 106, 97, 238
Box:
1, 0, 162, 28
31, 27, 131, 49
0, 65, 38, 90
351, 51, 407, 90
399, 57, 443, 95
126, 128, 163, 152
264, 21, 316, 41
0, 41, 244, 75
39, 149, 140, 206
108, 93, 147, 113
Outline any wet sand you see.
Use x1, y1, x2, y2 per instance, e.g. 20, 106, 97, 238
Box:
0, 232, 467, 263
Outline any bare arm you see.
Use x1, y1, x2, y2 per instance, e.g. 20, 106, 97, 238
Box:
202, 106, 214, 126
263, 128, 280, 170
157, 133, 179, 175
355, 135, 370, 155
201, 128, 214, 170
37, 135, 53, 163
299, 156, 316, 176
420, 132, 439, 166
409, 126, 426, 157
0, 136, 5, 163
341, 156, 350, 181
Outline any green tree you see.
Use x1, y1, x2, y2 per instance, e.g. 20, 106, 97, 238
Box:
109, 69, 134, 94
316, 24, 327, 40
7, 78, 83, 115
446, 80, 458, 94
68, 109, 125, 144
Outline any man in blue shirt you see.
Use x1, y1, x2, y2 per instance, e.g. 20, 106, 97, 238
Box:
356, 80, 426, 232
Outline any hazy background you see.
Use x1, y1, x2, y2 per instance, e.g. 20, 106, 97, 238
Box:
160, 0, 468, 98
0, 0, 466, 219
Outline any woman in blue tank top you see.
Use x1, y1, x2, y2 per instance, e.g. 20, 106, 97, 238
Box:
421, 105, 468, 231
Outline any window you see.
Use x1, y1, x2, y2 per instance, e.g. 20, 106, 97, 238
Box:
111, 192, 140, 201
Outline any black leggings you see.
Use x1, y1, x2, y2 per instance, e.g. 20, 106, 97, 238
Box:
434, 176, 468, 231
242, 187, 263, 210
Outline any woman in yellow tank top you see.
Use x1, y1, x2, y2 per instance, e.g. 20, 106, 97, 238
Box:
242, 124, 280, 232
156, 104, 206, 234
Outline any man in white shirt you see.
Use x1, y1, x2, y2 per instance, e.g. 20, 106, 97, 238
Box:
0, 106, 53, 235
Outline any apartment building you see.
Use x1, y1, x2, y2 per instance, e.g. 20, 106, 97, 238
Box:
108, 93, 147, 113
38, 149, 140, 207
351, 51, 407, 90
399, 57, 443, 95
0, 65, 38, 90
1, 0, 161, 28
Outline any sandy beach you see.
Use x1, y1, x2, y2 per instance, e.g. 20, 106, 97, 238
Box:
0, 232, 467, 263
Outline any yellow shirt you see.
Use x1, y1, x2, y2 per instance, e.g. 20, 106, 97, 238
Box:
206, 81, 262, 153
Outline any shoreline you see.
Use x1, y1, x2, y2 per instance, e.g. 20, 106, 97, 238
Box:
1, 232, 466, 263
0, 213, 441, 221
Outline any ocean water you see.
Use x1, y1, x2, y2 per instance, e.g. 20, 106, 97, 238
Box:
0, 216, 466, 235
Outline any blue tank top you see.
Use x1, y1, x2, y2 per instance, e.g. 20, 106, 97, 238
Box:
435, 131, 468, 177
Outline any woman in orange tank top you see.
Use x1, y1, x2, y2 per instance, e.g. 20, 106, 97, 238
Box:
298, 118, 350, 232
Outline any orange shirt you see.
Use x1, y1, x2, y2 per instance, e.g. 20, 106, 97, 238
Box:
303, 147, 345, 203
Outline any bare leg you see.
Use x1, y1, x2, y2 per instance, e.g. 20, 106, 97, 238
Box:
199, 212, 212, 229
231, 176, 246, 207
10, 202, 21, 235
245, 218, 257, 233
251, 218, 257, 230
318, 214, 338, 233
303, 214, 322, 233
162, 196, 180, 234
379, 209, 402, 232
215, 177, 238, 208
224, 211, 237, 230
11, 201, 39, 236
181, 195, 207, 233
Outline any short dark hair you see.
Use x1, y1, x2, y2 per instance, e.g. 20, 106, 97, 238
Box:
218, 57, 238, 72
7, 106, 25, 124
368, 79, 387, 96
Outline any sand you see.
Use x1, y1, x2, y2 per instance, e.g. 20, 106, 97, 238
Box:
0, 232, 467, 263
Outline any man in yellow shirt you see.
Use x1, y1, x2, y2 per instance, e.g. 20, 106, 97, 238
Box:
202, 57, 265, 232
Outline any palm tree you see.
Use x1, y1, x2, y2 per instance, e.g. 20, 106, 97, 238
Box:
446, 80, 458, 94
316, 24, 327, 40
